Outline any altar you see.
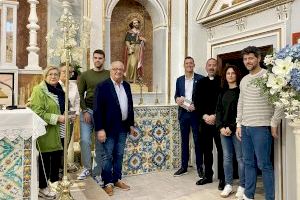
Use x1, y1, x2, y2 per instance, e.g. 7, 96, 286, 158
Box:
0, 108, 46, 200
122, 105, 181, 175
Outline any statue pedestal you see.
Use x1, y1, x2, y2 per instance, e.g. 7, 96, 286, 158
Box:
130, 83, 149, 93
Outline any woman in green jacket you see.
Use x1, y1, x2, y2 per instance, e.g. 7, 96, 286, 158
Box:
29, 66, 65, 199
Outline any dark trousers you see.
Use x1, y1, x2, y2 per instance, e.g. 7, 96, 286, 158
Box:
38, 151, 61, 189
179, 111, 203, 170
201, 122, 224, 180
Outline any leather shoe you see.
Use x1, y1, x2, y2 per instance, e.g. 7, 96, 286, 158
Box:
218, 179, 225, 190
196, 177, 212, 185
197, 168, 204, 179
103, 184, 113, 196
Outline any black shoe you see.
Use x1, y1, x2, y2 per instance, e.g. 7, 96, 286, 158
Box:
197, 168, 204, 179
173, 168, 187, 177
218, 179, 225, 190
196, 177, 212, 185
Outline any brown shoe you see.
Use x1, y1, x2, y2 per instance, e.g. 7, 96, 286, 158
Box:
103, 184, 113, 196
114, 181, 130, 191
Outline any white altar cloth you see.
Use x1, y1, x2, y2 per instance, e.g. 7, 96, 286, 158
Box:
0, 108, 46, 199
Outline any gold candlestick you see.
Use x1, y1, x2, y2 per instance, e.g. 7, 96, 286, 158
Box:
56, 2, 78, 199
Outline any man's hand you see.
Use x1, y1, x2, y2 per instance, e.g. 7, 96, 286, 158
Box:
97, 130, 106, 143
176, 96, 185, 106
130, 126, 137, 136
204, 114, 216, 125
83, 112, 92, 124
271, 126, 278, 139
187, 104, 195, 112
236, 127, 242, 141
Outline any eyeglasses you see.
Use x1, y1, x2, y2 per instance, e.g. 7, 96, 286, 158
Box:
112, 68, 124, 72
47, 73, 59, 77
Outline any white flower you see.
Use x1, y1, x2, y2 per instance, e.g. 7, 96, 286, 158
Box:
266, 74, 287, 94
264, 55, 275, 66
272, 57, 293, 77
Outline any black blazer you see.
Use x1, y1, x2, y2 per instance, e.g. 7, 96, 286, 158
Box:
93, 78, 134, 136
174, 73, 204, 119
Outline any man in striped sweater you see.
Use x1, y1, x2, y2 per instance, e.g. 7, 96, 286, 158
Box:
236, 46, 282, 200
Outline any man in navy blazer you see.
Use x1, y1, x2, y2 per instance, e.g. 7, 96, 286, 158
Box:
174, 56, 204, 178
93, 61, 134, 196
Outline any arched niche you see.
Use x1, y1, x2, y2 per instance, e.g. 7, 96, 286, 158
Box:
105, 0, 168, 99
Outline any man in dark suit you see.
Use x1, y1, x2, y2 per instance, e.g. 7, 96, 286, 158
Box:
194, 58, 225, 190
93, 61, 135, 196
174, 56, 204, 178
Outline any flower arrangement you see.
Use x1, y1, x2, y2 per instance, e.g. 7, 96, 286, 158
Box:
252, 43, 300, 120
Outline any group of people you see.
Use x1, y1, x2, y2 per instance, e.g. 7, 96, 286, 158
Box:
175, 46, 282, 200
29, 44, 280, 200
30, 49, 134, 199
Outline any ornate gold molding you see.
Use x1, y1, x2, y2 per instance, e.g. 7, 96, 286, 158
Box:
200, 0, 293, 28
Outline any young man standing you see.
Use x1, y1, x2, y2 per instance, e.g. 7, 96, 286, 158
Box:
174, 56, 204, 178
77, 49, 110, 180
236, 46, 282, 200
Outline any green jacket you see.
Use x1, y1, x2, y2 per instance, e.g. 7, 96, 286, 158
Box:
29, 81, 63, 152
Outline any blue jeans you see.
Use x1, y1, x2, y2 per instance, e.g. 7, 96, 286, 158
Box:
102, 132, 127, 185
80, 108, 96, 170
179, 111, 203, 170
242, 126, 274, 200
221, 134, 245, 186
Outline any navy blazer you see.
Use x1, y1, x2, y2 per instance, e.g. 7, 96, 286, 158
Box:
174, 73, 204, 119
93, 78, 134, 136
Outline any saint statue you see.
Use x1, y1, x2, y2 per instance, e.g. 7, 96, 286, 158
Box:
124, 18, 146, 83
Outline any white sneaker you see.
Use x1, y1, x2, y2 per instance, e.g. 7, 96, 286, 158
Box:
235, 186, 244, 199
48, 181, 59, 192
94, 175, 104, 187
243, 194, 254, 200
38, 187, 56, 199
77, 168, 91, 180
220, 184, 233, 198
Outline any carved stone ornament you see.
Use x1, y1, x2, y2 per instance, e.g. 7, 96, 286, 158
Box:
196, 0, 294, 28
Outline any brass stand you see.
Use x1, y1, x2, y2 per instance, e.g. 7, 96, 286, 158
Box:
56, 3, 77, 199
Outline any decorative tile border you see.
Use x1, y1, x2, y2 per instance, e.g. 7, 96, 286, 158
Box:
123, 106, 180, 175
0, 137, 32, 200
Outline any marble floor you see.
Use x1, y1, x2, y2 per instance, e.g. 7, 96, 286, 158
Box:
40, 168, 264, 200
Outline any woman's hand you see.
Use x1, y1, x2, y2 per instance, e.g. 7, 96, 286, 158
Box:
57, 115, 65, 124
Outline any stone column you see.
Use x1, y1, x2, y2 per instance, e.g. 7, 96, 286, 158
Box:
25, 0, 41, 70
289, 119, 300, 200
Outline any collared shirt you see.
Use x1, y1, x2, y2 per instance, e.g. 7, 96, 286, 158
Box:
59, 80, 80, 115
111, 78, 128, 121
184, 74, 194, 101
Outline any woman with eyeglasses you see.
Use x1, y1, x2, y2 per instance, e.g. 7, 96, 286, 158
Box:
29, 66, 66, 199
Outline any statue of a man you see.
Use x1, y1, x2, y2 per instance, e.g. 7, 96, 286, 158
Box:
124, 18, 146, 83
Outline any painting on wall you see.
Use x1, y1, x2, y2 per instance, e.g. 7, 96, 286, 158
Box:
292, 32, 300, 45
0, 73, 14, 106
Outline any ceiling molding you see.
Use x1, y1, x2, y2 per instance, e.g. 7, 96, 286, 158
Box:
196, 0, 294, 28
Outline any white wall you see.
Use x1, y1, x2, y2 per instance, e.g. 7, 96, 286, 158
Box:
189, 0, 207, 76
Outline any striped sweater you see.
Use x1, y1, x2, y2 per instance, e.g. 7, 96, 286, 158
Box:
236, 68, 282, 127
